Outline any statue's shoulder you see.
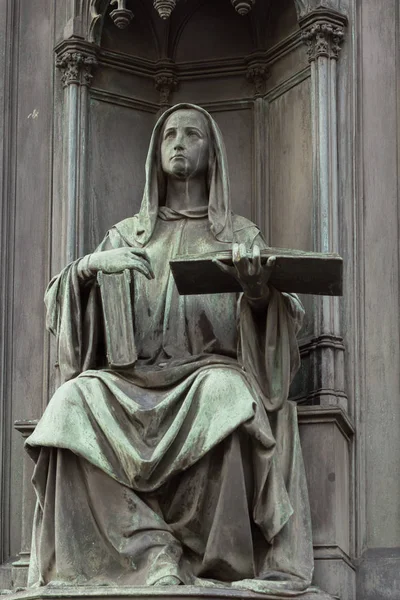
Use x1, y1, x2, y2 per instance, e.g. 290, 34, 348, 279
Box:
231, 214, 263, 246
110, 215, 141, 247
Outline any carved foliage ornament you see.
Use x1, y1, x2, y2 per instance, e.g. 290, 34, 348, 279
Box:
246, 59, 270, 98
155, 70, 178, 105
56, 52, 98, 87
301, 21, 345, 61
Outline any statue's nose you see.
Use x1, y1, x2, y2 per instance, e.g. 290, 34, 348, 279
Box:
174, 132, 185, 150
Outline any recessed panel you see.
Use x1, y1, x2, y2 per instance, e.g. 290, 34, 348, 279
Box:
210, 107, 254, 222
88, 98, 156, 249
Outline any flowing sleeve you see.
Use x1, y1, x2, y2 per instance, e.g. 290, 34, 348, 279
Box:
44, 230, 121, 382
237, 233, 305, 412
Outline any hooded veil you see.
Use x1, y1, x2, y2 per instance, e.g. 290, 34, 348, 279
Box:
113, 103, 234, 246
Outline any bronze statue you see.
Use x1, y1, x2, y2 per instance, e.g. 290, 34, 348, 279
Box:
26, 104, 317, 596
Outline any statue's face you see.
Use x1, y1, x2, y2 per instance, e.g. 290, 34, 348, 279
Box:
160, 109, 210, 180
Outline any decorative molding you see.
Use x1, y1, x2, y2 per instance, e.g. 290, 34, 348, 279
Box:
294, 1, 346, 21
299, 334, 345, 356
55, 40, 98, 88
313, 544, 355, 569
297, 405, 355, 442
291, 334, 348, 410
246, 53, 270, 98
88, 0, 109, 44
300, 9, 347, 62
231, 0, 255, 16
96, 27, 304, 83
201, 99, 253, 112
265, 66, 310, 102
110, 0, 134, 29
153, 0, 177, 20
91, 88, 159, 113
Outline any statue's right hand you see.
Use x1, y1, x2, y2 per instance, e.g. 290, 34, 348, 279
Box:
88, 248, 155, 279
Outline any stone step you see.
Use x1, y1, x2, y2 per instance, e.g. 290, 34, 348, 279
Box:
0, 585, 339, 600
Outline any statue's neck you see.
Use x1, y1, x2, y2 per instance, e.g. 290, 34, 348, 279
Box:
165, 177, 208, 211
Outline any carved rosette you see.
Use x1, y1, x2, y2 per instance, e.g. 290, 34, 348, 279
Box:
56, 51, 98, 87
155, 70, 178, 106
246, 55, 270, 98
300, 11, 347, 62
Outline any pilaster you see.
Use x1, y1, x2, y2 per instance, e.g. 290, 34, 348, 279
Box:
299, 9, 347, 410
54, 39, 98, 263
246, 53, 270, 230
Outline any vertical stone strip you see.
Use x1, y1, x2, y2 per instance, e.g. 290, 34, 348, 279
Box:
55, 42, 98, 262
300, 9, 347, 408
246, 54, 270, 231
11, 422, 38, 589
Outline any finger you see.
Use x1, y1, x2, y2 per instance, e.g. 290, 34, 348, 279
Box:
236, 243, 249, 276
129, 252, 155, 278
267, 256, 276, 269
252, 245, 261, 274
238, 243, 247, 263
232, 243, 240, 265
130, 248, 151, 264
129, 247, 149, 259
130, 260, 154, 280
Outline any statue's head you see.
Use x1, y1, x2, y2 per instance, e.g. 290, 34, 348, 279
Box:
160, 108, 212, 182
130, 103, 233, 246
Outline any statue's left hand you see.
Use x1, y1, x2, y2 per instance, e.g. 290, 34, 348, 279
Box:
214, 243, 276, 302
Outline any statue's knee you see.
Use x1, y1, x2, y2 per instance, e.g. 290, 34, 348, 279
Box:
200, 367, 247, 398
50, 378, 83, 410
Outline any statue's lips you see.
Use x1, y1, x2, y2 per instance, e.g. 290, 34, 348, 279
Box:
171, 155, 186, 160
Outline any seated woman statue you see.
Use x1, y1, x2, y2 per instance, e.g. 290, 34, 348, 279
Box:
26, 104, 316, 596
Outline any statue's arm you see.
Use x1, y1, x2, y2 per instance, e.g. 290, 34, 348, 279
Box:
45, 230, 126, 380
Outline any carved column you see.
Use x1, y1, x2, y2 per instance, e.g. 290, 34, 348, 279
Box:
246, 53, 270, 231
55, 40, 98, 263
299, 9, 347, 409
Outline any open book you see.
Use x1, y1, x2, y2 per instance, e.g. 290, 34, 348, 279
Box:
170, 248, 343, 296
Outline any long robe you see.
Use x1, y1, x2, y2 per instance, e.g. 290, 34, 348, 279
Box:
25, 210, 318, 597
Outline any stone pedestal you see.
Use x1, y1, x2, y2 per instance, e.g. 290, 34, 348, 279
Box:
0, 585, 338, 600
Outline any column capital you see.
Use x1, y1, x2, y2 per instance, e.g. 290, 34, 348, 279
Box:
299, 8, 347, 62
55, 40, 98, 88
154, 61, 178, 107
246, 53, 270, 98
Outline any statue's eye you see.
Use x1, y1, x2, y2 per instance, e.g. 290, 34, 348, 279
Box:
164, 130, 175, 139
188, 130, 201, 139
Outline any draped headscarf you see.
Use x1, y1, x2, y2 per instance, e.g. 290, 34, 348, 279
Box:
115, 104, 234, 247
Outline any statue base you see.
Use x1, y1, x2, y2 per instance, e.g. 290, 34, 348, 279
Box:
0, 584, 338, 600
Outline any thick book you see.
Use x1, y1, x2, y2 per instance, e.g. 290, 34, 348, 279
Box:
170, 248, 343, 296
97, 269, 137, 367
